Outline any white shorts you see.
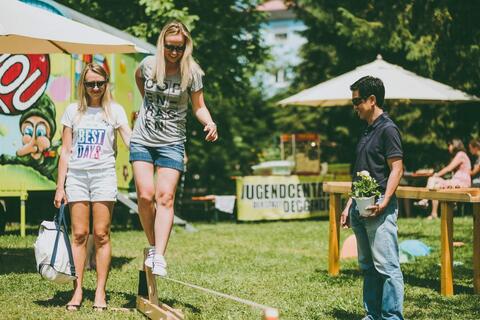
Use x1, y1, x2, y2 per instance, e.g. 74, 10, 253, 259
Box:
65, 167, 117, 202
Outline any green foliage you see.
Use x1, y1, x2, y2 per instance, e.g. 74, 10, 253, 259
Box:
175, 0, 270, 193
55, 0, 196, 42
129, 0, 198, 41
280, 0, 480, 171
351, 171, 381, 198
54, 0, 270, 194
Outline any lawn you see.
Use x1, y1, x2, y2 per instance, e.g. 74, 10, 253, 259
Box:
1, 217, 479, 319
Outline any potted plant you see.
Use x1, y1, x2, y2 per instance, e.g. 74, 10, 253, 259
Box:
351, 170, 381, 217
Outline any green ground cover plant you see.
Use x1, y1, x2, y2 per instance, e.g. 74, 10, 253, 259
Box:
1, 217, 479, 319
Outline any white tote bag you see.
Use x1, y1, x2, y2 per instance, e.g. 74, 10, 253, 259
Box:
34, 204, 77, 284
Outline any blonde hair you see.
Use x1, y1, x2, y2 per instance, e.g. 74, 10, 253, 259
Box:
76, 63, 112, 123
153, 21, 204, 91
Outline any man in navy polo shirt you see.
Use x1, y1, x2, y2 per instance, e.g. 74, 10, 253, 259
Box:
340, 76, 404, 320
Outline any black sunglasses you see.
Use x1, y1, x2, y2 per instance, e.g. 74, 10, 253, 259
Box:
164, 44, 186, 52
352, 96, 367, 106
84, 81, 107, 88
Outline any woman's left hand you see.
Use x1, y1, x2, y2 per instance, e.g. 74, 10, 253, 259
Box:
204, 122, 218, 142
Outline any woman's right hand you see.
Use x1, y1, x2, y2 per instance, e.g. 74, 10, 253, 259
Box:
53, 188, 67, 208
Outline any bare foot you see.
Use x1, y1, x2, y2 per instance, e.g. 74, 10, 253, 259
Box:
426, 214, 438, 220
66, 288, 83, 311
93, 290, 107, 309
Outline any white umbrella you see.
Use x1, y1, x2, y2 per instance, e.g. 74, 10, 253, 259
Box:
0, 0, 143, 54
278, 55, 480, 107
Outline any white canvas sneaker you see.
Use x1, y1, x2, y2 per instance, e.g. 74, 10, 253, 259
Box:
144, 246, 156, 268
152, 254, 167, 277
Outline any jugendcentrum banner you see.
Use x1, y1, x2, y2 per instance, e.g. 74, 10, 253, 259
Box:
235, 175, 332, 221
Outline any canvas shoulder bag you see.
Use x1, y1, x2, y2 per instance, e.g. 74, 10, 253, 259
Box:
34, 204, 77, 284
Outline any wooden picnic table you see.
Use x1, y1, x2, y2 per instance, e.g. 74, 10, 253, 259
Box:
190, 195, 218, 222
323, 181, 480, 296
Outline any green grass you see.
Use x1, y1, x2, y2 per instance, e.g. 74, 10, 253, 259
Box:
1, 217, 479, 319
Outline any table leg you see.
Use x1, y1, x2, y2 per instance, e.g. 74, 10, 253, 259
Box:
473, 203, 480, 294
440, 202, 454, 296
328, 194, 341, 276
20, 191, 28, 238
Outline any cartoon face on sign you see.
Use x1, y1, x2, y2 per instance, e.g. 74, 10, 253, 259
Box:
0, 54, 50, 115
16, 94, 57, 160
19, 117, 50, 159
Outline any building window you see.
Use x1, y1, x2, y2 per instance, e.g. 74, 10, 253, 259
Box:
274, 33, 288, 40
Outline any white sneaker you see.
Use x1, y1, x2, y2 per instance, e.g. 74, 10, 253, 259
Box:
152, 254, 167, 277
144, 246, 156, 268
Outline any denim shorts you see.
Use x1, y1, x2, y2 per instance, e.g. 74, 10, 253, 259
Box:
129, 141, 185, 172
66, 167, 117, 202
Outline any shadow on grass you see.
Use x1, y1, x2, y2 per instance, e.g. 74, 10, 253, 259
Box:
404, 291, 480, 319
3, 225, 38, 236
314, 267, 362, 279
0, 247, 36, 274
34, 288, 137, 309
315, 264, 474, 295
0, 247, 133, 275
110, 256, 134, 269
159, 296, 201, 315
328, 308, 363, 320
403, 265, 473, 294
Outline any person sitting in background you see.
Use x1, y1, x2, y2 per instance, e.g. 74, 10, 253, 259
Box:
468, 139, 480, 187
415, 139, 471, 219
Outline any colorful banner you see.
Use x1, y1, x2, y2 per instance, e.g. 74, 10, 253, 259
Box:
0, 53, 143, 191
236, 175, 334, 221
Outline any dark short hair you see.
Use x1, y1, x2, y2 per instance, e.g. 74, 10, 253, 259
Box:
469, 139, 480, 149
350, 76, 385, 108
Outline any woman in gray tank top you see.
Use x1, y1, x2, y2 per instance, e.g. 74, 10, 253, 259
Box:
130, 21, 218, 277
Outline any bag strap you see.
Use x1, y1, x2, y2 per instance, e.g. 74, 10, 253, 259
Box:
50, 204, 76, 276
50, 205, 63, 266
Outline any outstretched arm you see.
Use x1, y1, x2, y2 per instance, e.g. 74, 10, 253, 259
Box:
437, 152, 462, 177
191, 90, 218, 142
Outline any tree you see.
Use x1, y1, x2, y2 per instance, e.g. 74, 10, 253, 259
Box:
55, 0, 271, 193
277, 0, 480, 169
174, 0, 272, 193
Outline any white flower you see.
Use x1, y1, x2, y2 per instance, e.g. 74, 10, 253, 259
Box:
357, 170, 370, 177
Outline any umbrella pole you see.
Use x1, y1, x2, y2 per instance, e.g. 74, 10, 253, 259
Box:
47, 40, 69, 54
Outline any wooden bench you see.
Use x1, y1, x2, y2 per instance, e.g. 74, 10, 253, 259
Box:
190, 195, 236, 222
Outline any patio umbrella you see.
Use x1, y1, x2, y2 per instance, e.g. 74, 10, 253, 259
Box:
0, 0, 143, 54
278, 55, 480, 107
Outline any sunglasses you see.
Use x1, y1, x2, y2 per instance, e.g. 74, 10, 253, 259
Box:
84, 81, 107, 88
164, 44, 186, 52
352, 97, 366, 106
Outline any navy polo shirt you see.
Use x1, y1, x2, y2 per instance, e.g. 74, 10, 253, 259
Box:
352, 113, 403, 192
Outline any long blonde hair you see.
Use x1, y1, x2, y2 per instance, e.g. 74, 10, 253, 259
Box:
154, 21, 204, 91
76, 63, 112, 123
